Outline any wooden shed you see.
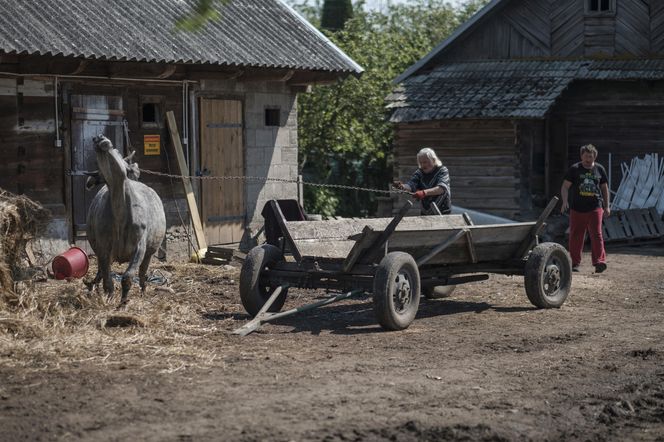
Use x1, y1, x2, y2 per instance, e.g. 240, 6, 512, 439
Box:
387, 0, 664, 219
0, 0, 362, 258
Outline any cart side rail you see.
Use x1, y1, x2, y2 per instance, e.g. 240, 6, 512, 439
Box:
351, 222, 537, 265
282, 212, 468, 260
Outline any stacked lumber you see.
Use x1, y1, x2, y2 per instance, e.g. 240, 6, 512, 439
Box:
612, 154, 664, 213
606, 155, 664, 243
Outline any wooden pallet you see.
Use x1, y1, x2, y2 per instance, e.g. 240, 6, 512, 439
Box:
603, 208, 664, 243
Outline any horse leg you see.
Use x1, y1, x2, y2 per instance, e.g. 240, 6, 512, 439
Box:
119, 238, 147, 308
98, 255, 114, 298
138, 253, 153, 293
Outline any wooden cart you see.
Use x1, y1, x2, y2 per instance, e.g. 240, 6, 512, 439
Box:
234, 198, 571, 335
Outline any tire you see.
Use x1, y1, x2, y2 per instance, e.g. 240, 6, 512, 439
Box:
373, 252, 421, 331
239, 244, 288, 317
423, 285, 456, 299
524, 242, 572, 308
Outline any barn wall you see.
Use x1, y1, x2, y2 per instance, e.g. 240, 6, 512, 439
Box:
551, 80, 664, 194
392, 120, 522, 219
441, 0, 660, 62
0, 77, 69, 257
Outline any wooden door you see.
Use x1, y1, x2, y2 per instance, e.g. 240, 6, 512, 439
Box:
200, 98, 245, 245
70, 95, 124, 233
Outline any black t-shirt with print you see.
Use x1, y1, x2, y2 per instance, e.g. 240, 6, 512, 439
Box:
564, 162, 608, 212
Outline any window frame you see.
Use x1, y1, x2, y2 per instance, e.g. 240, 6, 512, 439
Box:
264, 107, 281, 127
139, 95, 164, 129
585, 0, 616, 16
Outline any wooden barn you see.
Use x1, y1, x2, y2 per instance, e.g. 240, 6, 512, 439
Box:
387, 0, 664, 219
0, 0, 361, 258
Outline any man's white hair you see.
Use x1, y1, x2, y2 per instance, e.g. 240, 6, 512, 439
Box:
417, 147, 442, 168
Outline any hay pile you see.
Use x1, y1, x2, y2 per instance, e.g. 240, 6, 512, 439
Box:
0, 189, 51, 298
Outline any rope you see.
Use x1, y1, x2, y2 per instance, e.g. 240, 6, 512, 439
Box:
139, 168, 413, 195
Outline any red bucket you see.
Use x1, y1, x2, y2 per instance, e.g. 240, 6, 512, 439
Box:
52, 247, 89, 280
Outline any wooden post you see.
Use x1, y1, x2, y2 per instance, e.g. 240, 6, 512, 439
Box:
269, 200, 302, 262
362, 200, 412, 263
514, 196, 559, 259
166, 110, 208, 253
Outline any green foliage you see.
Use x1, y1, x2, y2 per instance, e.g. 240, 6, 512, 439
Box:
321, 0, 354, 31
297, 0, 490, 217
176, 0, 230, 32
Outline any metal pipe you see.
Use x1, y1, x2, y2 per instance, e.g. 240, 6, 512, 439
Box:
0, 71, 197, 85
53, 76, 61, 148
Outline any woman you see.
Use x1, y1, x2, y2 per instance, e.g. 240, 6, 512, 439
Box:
394, 147, 451, 215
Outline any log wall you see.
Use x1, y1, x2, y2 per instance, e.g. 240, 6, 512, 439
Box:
443, 0, 659, 61
551, 80, 664, 194
393, 120, 522, 219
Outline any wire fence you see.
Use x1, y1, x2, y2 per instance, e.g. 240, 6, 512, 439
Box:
138, 168, 413, 196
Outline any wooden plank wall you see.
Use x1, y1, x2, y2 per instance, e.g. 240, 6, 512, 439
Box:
393, 120, 521, 219
615, 0, 650, 56
0, 77, 64, 216
584, 16, 616, 56
652, 0, 664, 53
551, 0, 585, 57
516, 120, 546, 214
446, 0, 551, 60
64, 82, 186, 228
554, 80, 664, 193
440, 0, 661, 61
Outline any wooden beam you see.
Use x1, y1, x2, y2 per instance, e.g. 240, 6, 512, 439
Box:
362, 200, 412, 263
416, 229, 467, 267
166, 110, 208, 252
270, 200, 302, 262
514, 196, 559, 259
342, 225, 375, 272
465, 229, 478, 264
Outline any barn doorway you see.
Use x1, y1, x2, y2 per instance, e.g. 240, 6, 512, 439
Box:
70, 95, 125, 237
199, 98, 245, 245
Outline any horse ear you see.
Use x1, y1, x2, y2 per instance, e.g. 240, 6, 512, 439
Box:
127, 162, 140, 180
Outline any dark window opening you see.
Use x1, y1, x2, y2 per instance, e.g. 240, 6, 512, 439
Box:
142, 103, 157, 124
265, 108, 280, 127
588, 0, 613, 12
140, 96, 163, 128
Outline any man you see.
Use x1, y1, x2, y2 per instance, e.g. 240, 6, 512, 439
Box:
560, 144, 610, 273
394, 147, 451, 215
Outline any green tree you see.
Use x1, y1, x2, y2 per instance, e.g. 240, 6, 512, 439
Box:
297, 0, 490, 217
176, 0, 230, 31
321, 0, 354, 31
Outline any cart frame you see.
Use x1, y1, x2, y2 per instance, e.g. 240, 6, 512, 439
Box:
234, 197, 570, 335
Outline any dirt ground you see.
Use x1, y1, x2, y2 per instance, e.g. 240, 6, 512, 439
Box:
1, 243, 663, 441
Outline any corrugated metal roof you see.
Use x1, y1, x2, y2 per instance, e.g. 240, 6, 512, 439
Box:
0, 0, 363, 74
387, 59, 664, 122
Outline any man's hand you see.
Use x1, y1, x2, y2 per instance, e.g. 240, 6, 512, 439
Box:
603, 206, 611, 218
414, 190, 426, 200
560, 201, 569, 214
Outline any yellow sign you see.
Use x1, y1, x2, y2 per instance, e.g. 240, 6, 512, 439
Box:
144, 134, 161, 156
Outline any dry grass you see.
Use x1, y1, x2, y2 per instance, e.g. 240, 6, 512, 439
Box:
0, 188, 51, 296
0, 258, 244, 372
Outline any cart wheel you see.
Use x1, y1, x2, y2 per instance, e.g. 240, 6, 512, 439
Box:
423, 285, 456, 299
524, 242, 572, 308
240, 244, 288, 317
373, 252, 421, 331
